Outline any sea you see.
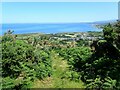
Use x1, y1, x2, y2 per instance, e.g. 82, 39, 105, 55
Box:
1, 23, 102, 35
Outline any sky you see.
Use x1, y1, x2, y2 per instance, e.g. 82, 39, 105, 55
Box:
2, 2, 118, 23
1, 0, 120, 2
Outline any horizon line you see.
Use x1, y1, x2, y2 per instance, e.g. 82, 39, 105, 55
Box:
1, 19, 117, 24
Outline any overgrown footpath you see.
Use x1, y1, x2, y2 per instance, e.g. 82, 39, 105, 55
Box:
2, 20, 120, 89
1, 31, 85, 89
32, 51, 85, 88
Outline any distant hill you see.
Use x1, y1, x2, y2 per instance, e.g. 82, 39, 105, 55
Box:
92, 19, 117, 25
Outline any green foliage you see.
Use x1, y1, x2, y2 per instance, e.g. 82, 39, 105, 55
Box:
57, 21, 120, 89
2, 31, 52, 89
2, 39, 34, 78
76, 39, 89, 46
2, 21, 120, 89
86, 76, 117, 89
58, 47, 92, 71
103, 77, 117, 89
61, 71, 81, 82
34, 49, 52, 79
85, 21, 120, 89
102, 21, 120, 49
2, 76, 33, 89
2, 77, 15, 89
103, 23, 114, 43
2, 30, 15, 43
86, 77, 103, 89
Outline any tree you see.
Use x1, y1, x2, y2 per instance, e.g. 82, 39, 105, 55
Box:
85, 20, 120, 89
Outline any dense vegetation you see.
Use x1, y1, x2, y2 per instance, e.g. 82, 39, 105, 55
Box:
1, 20, 120, 89
2, 31, 52, 89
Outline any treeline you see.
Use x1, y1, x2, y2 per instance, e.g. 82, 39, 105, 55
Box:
1, 20, 120, 89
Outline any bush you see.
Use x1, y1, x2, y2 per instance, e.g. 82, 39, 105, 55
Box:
2, 40, 35, 78
58, 47, 92, 71
86, 76, 117, 89
34, 49, 52, 79
2, 32, 52, 89
61, 71, 81, 82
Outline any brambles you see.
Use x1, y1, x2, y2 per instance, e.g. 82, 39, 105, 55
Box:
84, 21, 120, 89
58, 21, 120, 89
86, 76, 117, 89
1, 21, 120, 89
58, 47, 92, 72
2, 31, 52, 89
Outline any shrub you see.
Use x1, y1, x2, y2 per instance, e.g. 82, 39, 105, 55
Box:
2, 32, 52, 89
